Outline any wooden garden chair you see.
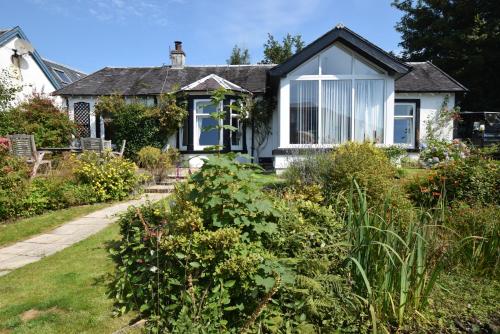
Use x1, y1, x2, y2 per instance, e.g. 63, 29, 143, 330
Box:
7, 134, 51, 178
80, 137, 112, 152
112, 140, 126, 157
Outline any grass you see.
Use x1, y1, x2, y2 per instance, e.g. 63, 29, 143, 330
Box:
0, 204, 110, 247
0, 224, 136, 334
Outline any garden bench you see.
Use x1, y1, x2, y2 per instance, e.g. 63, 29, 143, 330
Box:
80, 137, 112, 152
7, 134, 51, 178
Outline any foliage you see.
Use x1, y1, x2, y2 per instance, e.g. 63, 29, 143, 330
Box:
445, 203, 499, 275
406, 156, 499, 207
392, 0, 500, 112
346, 184, 445, 332
227, 45, 250, 65
108, 154, 286, 333
284, 142, 397, 204
269, 186, 366, 332
382, 145, 408, 165
0, 68, 21, 111
137, 146, 179, 182
95, 94, 187, 157
261, 33, 305, 64
0, 145, 31, 220
0, 95, 77, 147
73, 151, 140, 202
420, 139, 470, 168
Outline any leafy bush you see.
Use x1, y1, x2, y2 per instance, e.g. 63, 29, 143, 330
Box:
0, 95, 76, 147
109, 154, 286, 332
73, 151, 140, 202
407, 156, 499, 207
284, 142, 397, 204
137, 146, 179, 182
95, 94, 187, 157
420, 139, 470, 168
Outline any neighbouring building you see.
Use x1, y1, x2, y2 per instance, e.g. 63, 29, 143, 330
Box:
0, 26, 86, 106
53, 25, 467, 169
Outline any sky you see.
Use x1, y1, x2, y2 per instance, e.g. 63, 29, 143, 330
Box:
0, 0, 405, 74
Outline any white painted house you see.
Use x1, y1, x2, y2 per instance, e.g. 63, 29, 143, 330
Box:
0, 26, 86, 107
53, 25, 466, 169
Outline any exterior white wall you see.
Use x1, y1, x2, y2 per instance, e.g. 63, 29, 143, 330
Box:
395, 92, 455, 142
0, 36, 62, 106
66, 96, 99, 137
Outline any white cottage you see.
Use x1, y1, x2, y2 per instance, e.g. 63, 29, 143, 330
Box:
0, 26, 86, 106
53, 25, 467, 169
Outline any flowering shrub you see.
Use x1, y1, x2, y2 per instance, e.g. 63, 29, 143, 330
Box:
73, 151, 141, 202
420, 139, 470, 168
407, 156, 499, 207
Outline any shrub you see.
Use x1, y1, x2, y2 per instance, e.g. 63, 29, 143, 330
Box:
137, 146, 179, 182
73, 151, 140, 202
420, 139, 470, 168
0, 95, 76, 147
407, 156, 499, 207
0, 145, 31, 220
108, 154, 286, 332
95, 94, 187, 157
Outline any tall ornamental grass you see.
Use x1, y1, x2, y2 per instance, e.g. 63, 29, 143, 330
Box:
346, 183, 445, 332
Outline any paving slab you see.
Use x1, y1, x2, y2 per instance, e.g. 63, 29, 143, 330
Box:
0, 193, 169, 274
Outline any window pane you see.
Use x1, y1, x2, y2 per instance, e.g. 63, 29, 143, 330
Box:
394, 118, 413, 144
321, 80, 352, 144
54, 69, 71, 83
353, 58, 381, 75
290, 80, 319, 144
320, 44, 352, 75
181, 118, 188, 147
196, 101, 217, 114
395, 104, 414, 116
198, 117, 219, 146
354, 80, 384, 143
290, 56, 319, 76
231, 117, 242, 147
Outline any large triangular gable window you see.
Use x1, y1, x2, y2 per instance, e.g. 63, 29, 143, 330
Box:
288, 43, 387, 145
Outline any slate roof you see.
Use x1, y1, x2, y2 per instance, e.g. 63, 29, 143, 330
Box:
54, 65, 273, 96
43, 59, 87, 87
395, 62, 467, 92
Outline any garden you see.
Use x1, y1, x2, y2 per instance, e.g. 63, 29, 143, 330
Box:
0, 83, 498, 333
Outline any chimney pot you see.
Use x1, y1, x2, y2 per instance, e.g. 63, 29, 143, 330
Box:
170, 40, 186, 68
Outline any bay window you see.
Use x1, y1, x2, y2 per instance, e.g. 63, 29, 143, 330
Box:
286, 43, 388, 146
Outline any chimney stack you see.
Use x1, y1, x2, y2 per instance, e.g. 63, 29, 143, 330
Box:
170, 41, 185, 68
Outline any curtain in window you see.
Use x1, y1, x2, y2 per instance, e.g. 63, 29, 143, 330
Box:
322, 80, 352, 144
290, 80, 319, 144
354, 80, 384, 143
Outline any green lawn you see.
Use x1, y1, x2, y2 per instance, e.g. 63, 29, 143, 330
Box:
0, 224, 135, 334
0, 204, 110, 247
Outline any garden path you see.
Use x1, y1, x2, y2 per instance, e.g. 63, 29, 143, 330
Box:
0, 193, 168, 276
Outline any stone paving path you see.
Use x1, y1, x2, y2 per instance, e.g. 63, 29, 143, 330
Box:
0, 193, 168, 277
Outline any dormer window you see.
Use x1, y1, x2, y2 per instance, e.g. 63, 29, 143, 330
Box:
53, 68, 71, 84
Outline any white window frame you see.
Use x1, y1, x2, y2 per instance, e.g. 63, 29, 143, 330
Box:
229, 99, 243, 150
282, 43, 390, 148
393, 102, 416, 148
193, 99, 223, 150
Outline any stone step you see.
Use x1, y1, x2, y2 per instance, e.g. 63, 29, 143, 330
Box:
144, 184, 175, 194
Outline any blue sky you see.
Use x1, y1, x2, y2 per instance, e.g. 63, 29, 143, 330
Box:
1, 0, 404, 74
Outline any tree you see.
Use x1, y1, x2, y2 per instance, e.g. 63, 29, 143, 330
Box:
0, 69, 20, 112
261, 33, 305, 64
227, 45, 250, 65
392, 0, 500, 112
